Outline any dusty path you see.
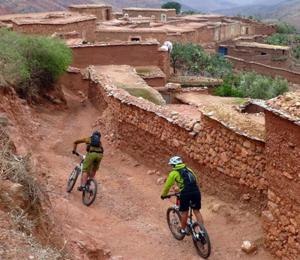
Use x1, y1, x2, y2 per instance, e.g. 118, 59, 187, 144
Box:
28, 88, 273, 260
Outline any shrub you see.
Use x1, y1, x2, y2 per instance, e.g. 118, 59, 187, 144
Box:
293, 45, 300, 59
0, 29, 72, 100
276, 22, 296, 34
265, 33, 291, 45
214, 72, 288, 100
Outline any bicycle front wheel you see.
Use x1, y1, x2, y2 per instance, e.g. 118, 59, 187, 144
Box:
166, 207, 185, 240
66, 167, 80, 193
192, 222, 211, 259
82, 179, 98, 206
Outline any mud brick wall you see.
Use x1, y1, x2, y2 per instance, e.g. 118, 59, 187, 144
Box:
12, 19, 97, 41
71, 43, 170, 79
262, 111, 300, 260
69, 6, 112, 21
122, 9, 176, 21
227, 56, 300, 84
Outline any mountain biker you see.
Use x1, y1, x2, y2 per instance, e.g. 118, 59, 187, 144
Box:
161, 156, 204, 235
72, 131, 104, 191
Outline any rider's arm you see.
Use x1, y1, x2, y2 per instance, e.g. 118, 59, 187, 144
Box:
161, 171, 177, 197
73, 137, 89, 151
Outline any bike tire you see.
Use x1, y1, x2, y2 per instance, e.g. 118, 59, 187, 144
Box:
82, 179, 98, 206
66, 167, 80, 193
166, 207, 185, 241
192, 222, 211, 259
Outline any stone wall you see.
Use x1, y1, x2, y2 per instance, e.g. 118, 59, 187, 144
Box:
227, 56, 300, 84
70, 42, 170, 79
12, 19, 97, 41
262, 111, 300, 260
72, 68, 268, 210
60, 68, 300, 258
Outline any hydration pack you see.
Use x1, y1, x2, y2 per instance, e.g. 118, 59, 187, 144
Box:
90, 133, 101, 147
178, 167, 198, 191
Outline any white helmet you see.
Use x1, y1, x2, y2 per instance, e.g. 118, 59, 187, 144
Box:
168, 156, 183, 165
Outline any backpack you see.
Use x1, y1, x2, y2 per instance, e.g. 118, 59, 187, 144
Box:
178, 167, 198, 191
90, 133, 101, 147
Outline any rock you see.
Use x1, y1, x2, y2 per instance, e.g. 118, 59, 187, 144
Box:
243, 141, 251, 149
0, 116, 8, 126
261, 210, 274, 222
211, 203, 223, 213
155, 171, 161, 176
241, 240, 257, 254
147, 170, 155, 175
242, 193, 251, 201
110, 256, 123, 260
193, 123, 201, 132
156, 177, 166, 185
283, 171, 293, 180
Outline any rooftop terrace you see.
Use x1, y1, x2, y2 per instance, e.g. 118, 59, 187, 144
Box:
236, 41, 290, 51
0, 12, 96, 25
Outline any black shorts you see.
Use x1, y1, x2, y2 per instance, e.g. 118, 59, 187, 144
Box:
179, 190, 201, 212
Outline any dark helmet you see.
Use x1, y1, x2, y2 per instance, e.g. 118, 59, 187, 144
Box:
93, 130, 101, 137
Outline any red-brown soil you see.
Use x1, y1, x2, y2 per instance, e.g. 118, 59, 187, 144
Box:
5, 87, 274, 259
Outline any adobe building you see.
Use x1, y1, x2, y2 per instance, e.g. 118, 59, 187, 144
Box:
219, 41, 291, 68
252, 93, 300, 259
0, 12, 97, 42
69, 4, 112, 21
122, 8, 177, 22
95, 13, 275, 45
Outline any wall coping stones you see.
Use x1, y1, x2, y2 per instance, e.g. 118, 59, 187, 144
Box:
86, 66, 266, 142
69, 40, 160, 48
252, 99, 300, 126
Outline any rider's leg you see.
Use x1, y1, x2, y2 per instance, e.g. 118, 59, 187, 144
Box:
180, 211, 189, 229
193, 209, 204, 225
81, 171, 88, 187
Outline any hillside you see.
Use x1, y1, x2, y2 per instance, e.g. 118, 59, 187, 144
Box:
217, 0, 300, 31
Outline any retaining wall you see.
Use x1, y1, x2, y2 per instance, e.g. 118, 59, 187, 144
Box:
70, 42, 170, 79
262, 111, 300, 259
227, 56, 300, 84
72, 68, 268, 209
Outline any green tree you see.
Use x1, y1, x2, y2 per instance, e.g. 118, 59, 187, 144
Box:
161, 1, 181, 14
170, 42, 232, 78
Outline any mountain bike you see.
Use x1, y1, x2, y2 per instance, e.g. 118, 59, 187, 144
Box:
164, 193, 211, 259
66, 152, 98, 206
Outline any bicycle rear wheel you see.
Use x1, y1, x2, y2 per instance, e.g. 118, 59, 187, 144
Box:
82, 179, 98, 206
66, 167, 80, 193
166, 207, 185, 240
192, 222, 211, 259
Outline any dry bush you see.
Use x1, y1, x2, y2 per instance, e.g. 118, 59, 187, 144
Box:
0, 127, 41, 209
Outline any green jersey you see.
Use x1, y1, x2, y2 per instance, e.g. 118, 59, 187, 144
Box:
161, 163, 198, 197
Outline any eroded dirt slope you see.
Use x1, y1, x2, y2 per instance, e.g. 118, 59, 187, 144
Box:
19, 87, 274, 259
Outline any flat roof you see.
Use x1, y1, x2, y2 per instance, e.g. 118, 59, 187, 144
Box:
236, 41, 290, 51
123, 8, 176, 12
69, 4, 112, 9
6, 12, 96, 25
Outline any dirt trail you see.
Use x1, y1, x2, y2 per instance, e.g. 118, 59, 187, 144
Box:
28, 88, 273, 260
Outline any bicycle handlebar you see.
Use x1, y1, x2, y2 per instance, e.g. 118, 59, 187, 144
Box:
164, 193, 180, 199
